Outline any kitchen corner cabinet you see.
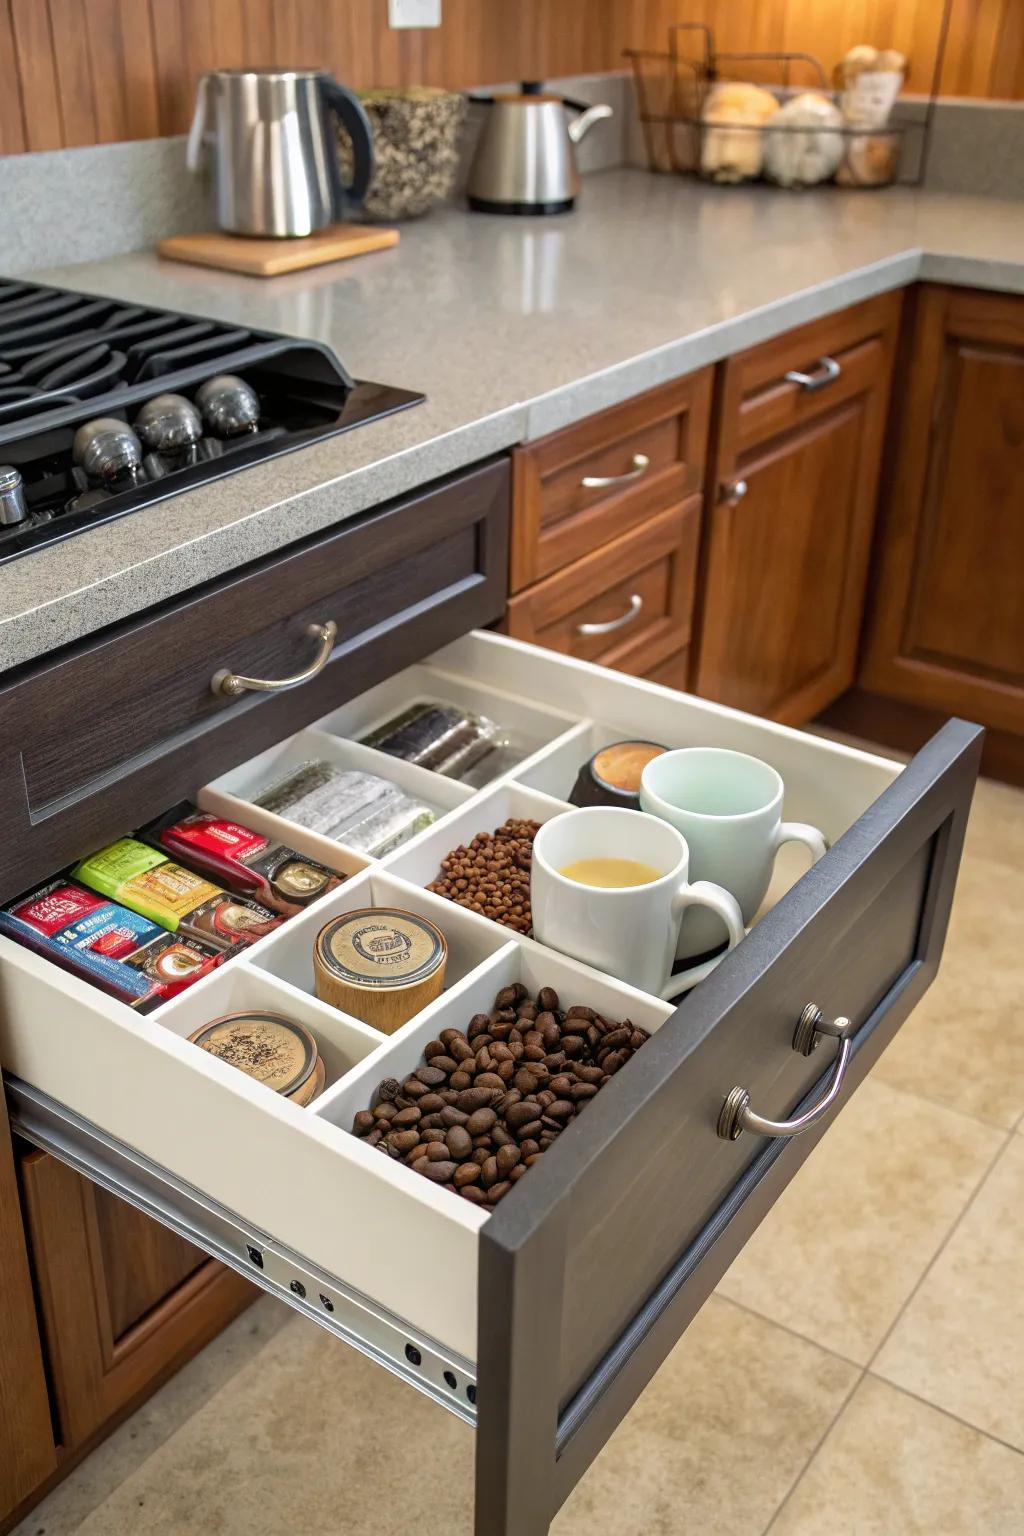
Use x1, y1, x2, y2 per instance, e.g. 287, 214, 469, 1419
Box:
859, 286, 1024, 741
693, 293, 902, 723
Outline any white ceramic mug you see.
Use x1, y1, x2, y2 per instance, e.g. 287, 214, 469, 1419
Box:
530, 806, 745, 998
640, 747, 828, 959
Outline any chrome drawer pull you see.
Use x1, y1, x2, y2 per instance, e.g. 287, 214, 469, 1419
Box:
784, 355, 841, 393
581, 452, 650, 489
717, 1004, 854, 1141
720, 478, 748, 506
577, 593, 643, 636
210, 620, 337, 698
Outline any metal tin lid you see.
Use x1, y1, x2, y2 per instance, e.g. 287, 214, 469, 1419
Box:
188, 1011, 318, 1097
287, 1052, 326, 1107
315, 907, 446, 991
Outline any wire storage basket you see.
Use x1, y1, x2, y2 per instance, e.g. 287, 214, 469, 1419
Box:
626, 19, 949, 190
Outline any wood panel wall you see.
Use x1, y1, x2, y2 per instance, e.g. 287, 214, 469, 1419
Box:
612, 0, 1024, 101
0, 0, 613, 153
0, 0, 1019, 154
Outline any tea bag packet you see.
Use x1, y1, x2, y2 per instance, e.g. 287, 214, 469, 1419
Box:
73, 838, 280, 949
141, 802, 341, 916
253, 761, 434, 856
0, 879, 223, 1011
362, 701, 504, 779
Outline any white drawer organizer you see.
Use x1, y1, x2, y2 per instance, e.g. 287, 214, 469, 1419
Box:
0, 632, 974, 1478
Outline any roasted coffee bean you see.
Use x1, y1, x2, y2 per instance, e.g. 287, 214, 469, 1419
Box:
446, 1126, 473, 1160
497, 1060, 515, 1082
388, 1129, 420, 1153
450, 1070, 473, 1091
510, 1164, 527, 1182
393, 1106, 421, 1127
496, 983, 527, 1008
422, 1160, 457, 1183
547, 1099, 575, 1121
489, 1020, 512, 1041
574, 1063, 605, 1083
467, 1013, 491, 1038
457, 1086, 494, 1112
454, 1161, 481, 1188
544, 1051, 567, 1071
451, 1037, 475, 1062
424, 1039, 446, 1060
441, 1106, 469, 1127
603, 1050, 626, 1074
516, 1001, 538, 1021
540, 1018, 561, 1048
541, 1115, 562, 1131
473, 1148, 490, 1166
496, 1143, 521, 1175
465, 1107, 497, 1136
491, 1124, 513, 1148
561, 1018, 588, 1038
378, 1077, 401, 1101
475, 1047, 493, 1070
510, 1042, 526, 1061
520, 1138, 540, 1159
525, 1152, 544, 1166
601, 1027, 632, 1050
481, 1156, 499, 1189
513, 1067, 541, 1094
440, 1028, 463, 1049
425, 1141, 451, 1162
411, 1156, 430, 1174
375, 1101, 399, 1120
472, 1135, 492, 1150
460, 1184, 487, 1204
365, 1128, 383, 1146
571, 1082, 599, 1101
539, 1132, 558, 1149
487, 1181, 512, 1204
438, 1088, 459, 1105
587, 1025, 602, 1051
417, 1092, 445, 1113
430, 1055, 459, 1075
476, 1072, 506, 1092
630, 1029, 649, 1050
536, 1089, 556, 1109
495, 1005, 518, 1022
419, 1113, 444, 1129
403, 1078, 429, 1099
523, 1043, 546, 1062
415, 1064, 447, 1087
505, 1100, 539, 1130
567, 1005, 596, 1021
420, 1127, 448, 1143
516, 1119, 543, 1142
353, 1110, 375, 1135
548, 1075, 574, 1098
562, 1036, 585, 1058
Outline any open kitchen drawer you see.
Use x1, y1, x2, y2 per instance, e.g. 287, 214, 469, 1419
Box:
0, 630, 980, 1536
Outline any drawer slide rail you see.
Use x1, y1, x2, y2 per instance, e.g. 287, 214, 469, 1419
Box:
5, 1076, 477, 1427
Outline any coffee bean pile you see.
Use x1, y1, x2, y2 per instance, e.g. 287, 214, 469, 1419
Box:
426, 817, 541, 935
350, 982, 651, 1206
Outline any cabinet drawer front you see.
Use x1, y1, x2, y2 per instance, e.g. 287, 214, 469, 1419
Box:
512, 372, 711, 590
0, 631, 977, 1536
721, 292, 902, 460
506, 499, 699, 675
0, 459, 509, 904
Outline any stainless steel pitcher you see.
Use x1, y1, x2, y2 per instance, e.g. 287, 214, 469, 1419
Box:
186, 68, 374, 237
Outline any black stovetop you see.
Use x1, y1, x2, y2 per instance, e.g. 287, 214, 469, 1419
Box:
0, 278, 423, 564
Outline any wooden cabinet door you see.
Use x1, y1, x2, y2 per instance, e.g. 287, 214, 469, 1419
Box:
859, 286, 1024, 734
694, 295, 900, 723
18, 1149, 254, 1453
0, 1102, 55, 1527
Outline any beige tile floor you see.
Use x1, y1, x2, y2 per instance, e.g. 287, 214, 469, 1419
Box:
14, 769, 1024, 1536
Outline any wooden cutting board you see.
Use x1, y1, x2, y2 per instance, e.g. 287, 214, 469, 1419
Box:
157, 224, 399, 278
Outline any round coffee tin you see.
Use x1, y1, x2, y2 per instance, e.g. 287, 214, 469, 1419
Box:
313, 908, 447, 1034
188, 1010, 318, 1098
569, 739, 668, 810
288, 1051, 326, 1107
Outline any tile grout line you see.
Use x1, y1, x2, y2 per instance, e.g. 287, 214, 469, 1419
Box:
866, 1069, 1023, 1136
861, 1372, 1024, 1459
864, 1125, 1014, 1377
760, 1363, 868, 1536
713, 1292, 864, 1371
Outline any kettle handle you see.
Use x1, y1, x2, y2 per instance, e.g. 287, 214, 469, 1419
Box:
564, 98, 614, 145
186, 73, 211, 173
319, 78, 375, 209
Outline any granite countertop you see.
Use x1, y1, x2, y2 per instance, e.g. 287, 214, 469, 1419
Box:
1, 169, 1022, 674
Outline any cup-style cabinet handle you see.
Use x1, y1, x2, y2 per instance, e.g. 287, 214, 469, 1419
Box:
581, 452, 650, 489
577, 592, 643, 636
210, 620, 337, 697
717, 1004, 855, 1141
784, 355, 841, 392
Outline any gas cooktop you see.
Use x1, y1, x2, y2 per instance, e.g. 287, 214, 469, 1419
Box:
0, 278, 423, 564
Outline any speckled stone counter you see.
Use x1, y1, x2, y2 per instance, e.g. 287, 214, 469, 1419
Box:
1, 170, 1022, 674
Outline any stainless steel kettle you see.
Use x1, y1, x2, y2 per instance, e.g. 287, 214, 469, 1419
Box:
186, 68, 374, 237
467, 82, 613, 215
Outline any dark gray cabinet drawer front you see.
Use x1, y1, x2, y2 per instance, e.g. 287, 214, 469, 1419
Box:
475, 717, 981, 1536
0, 458, 509, 902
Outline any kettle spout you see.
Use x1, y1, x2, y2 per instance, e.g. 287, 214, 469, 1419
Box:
567, 102, 614, 144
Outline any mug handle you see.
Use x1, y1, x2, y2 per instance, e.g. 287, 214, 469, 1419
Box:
775, 822, 829, 863
660, 880, 746, 999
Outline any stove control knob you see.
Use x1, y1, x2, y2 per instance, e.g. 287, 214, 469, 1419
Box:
72, 417, 143, 484
0, 465, 28, 526
134, 393, 203, 453
195, 374, 261, 437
